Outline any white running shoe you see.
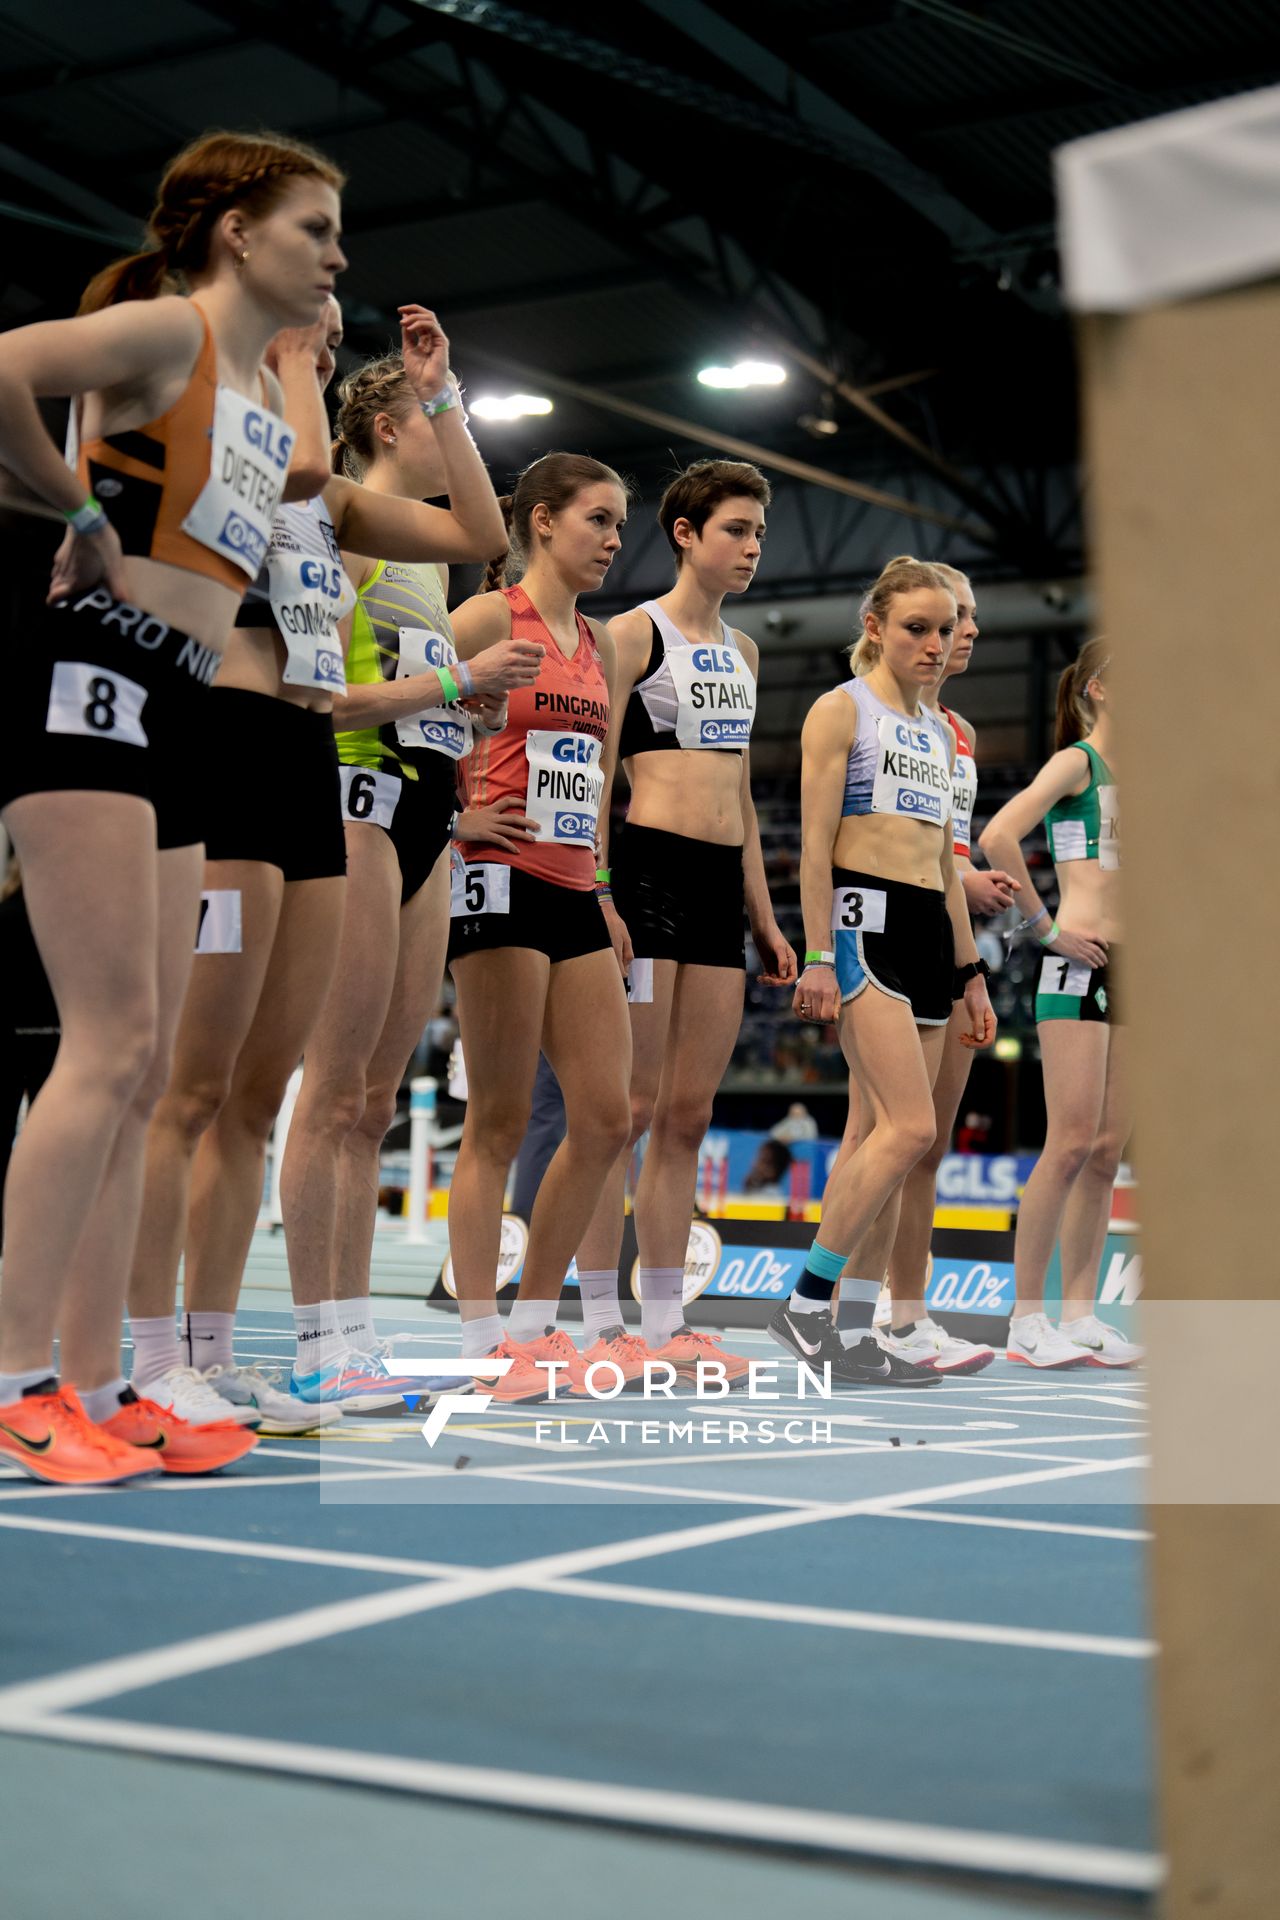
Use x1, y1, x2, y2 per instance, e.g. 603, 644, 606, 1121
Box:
203, 1364, 343, 1434
1058, 1315, 1144, 1369
882, 1317, 995, 1375
137, 1364, 261, 1428
1006, 1312, 1090, 1370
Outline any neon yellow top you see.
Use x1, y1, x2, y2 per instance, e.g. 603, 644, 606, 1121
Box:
335, 558, 454, 774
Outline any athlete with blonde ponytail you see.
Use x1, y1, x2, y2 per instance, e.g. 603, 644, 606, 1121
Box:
979, 638, 1139, 1368
278, 341, 539, 1409
770, 557, 994, 1386
0, 130, 346, 1483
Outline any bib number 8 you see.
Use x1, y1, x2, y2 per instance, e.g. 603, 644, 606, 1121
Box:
46, 660, 149, 748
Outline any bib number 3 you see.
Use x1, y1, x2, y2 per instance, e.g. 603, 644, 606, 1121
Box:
46, 660, 149, 748
831, 886, 887, 934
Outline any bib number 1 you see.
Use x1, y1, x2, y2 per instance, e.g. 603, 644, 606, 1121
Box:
1040, 955, 1091, 996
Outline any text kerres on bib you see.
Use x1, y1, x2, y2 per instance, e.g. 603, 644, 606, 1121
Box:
870, 712, 951, 824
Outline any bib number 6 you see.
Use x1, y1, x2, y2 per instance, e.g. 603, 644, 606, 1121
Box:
339, 764, 400, 830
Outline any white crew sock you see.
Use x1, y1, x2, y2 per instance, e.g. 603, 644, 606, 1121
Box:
334, 1295, 376, 1351
79, 1376, 130, 1423
292, 1300, 343, 1372
460, 1312, 503, 1360
507, 1298, 553, 1345
129, 1314, 183, 1388
181, 1310, 235, 1371
639, 1267, 685, 1350
0, 1365, 58, 1404
577, 1268, 621, 1344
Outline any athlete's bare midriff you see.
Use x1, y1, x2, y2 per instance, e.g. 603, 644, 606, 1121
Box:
1055, 861, 1122, 942
213, 625, 336, 714
832, 812, 946, 891
623, 748, 744, 846
114, 554, 244, 654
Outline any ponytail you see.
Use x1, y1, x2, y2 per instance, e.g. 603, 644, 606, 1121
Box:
78, 128, 343, 314
1054, 636, 1109, 751
481, 498, 516, 592
849, 553, 953, 673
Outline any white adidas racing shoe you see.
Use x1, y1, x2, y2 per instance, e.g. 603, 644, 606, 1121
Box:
1006, 1312, 1090, 1370
881, 1317, 995, 1375
1057, 1315, 1144, 1369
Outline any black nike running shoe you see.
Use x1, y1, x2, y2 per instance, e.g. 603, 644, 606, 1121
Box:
767, 1302, 941, 1387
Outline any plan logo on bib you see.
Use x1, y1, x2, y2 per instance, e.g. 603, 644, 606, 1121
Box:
218, 511, 268, 571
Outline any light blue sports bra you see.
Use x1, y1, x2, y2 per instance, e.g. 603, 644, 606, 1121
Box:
840, 678, 953, 822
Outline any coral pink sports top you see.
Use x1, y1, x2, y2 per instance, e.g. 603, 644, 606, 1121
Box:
458, 584, 608, 891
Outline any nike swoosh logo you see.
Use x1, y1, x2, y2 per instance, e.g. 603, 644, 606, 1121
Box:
0, 1422, 54, 1454
787, 1322, 825, 1357
1021, 1340, 1039, 1353
129, 1433, 167, 1450
1074, 1339, 1105, 1351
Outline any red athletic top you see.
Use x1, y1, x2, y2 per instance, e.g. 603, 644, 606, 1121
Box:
459, 584, 609, 890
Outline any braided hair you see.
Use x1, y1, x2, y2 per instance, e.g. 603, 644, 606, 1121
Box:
330, 352, 417, 478
79, 129, 344, 313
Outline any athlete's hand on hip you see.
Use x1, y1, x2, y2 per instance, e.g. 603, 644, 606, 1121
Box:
960, 978, 997, 1050
754, 922, 798, 986
455, 796, 538, 850
1045, 927, 1108, 968
469, 636, 545, 694
47, 521, 128, 605
398, 306, 451, 397
963, 868, 1020, 917
601, 898, 633, 978
793, 963, 838, 1025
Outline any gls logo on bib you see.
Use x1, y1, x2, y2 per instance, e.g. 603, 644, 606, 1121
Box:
690, 646, 737, 673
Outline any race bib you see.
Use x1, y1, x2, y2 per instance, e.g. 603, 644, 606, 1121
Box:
1099, 784, 1121, 871
195, 889, 242, 954
627, 957, 655, 1004
269, 554, 351, 693
667, 642, 756, 750
870, 712, 951, 825
395, 627, 473, 757
951, 749, 977, 852
832, 885, 887, 934
46, 660, 148, 747
340, 764, 401, 829
524, 730, 603, 845
450, 860, 511, 918
182, 385, 293, 579
1039, 955, 1091, 996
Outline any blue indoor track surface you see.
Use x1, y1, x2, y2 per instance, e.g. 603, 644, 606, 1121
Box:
0, 1295, 1158, 1919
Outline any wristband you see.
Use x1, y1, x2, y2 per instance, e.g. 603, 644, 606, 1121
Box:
804, 949, 835, 967
453, 658, 474, 698
66, 496, 107, 536
1023, 905, 1049, 930
421, 385, 457, 419
1036, 920, 1060, 947
595, 867, 611, 884
437, 665, 460, 703
595, 884, 612, 901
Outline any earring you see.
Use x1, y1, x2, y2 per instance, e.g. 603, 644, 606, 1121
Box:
236, 248, 249, 269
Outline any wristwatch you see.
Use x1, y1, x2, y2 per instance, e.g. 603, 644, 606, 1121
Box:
954, 959, 991, 985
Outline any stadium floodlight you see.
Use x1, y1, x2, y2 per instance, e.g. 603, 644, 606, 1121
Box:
470, 394, 554, 419
696, 361, 787, 390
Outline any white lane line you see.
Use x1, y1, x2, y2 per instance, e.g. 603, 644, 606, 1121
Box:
0, 1455, 1146, 1720
0, 1509, 1151, 1655
887, 1511, 1151, 1543
0, 1713, 1162, 1893
0, 1468, 427, 1504
554, 1577, 1153, 1658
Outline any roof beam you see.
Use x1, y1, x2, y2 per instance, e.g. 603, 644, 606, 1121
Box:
640, 0, 1054, 312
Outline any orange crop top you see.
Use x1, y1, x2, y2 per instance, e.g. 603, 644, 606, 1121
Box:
78, 303, 294, 596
